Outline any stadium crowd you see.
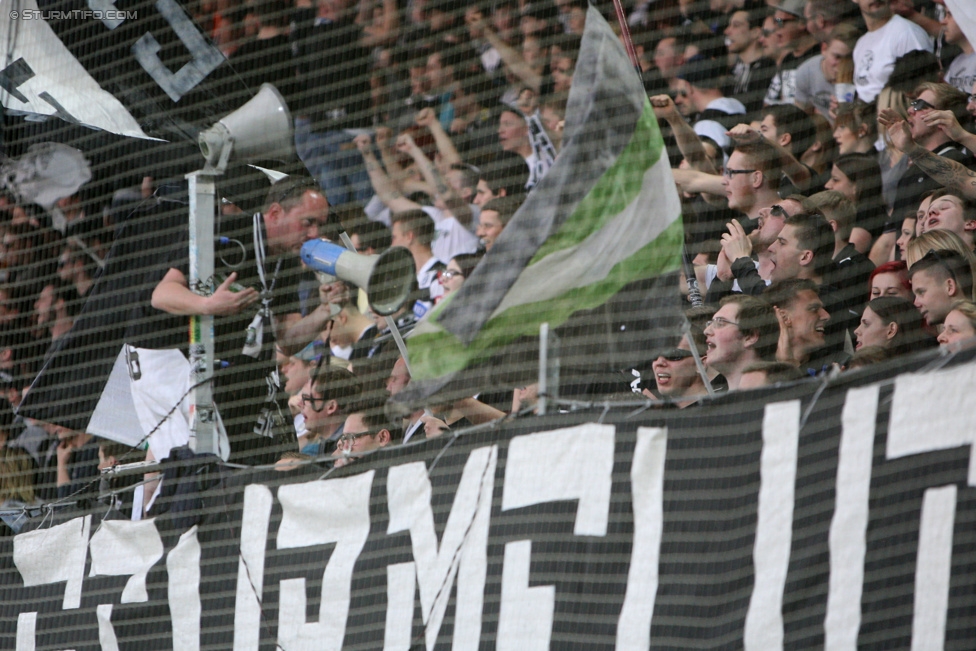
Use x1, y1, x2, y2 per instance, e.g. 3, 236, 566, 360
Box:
1, 0, 976, 523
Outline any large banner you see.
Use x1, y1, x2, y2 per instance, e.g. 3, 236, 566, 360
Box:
4, 351, 976, 650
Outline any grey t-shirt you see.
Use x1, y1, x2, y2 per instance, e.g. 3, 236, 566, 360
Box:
794, 55, 834, 120
945, 52, 976, 95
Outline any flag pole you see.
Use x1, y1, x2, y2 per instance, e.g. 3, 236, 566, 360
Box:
607, 0, 704, 307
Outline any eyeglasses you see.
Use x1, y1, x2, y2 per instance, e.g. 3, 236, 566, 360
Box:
774, 16, 797, 27
655, 348, 694, 362
338, 430, 377, 445
909, 98, 936, 113
770, 204, 789, 219
706, 317, 740, 329
438, 269, 464, 282
301, 393, 328, 412
723, 168, 757, 177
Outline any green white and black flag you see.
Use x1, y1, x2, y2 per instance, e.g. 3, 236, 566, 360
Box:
401, 6, 684, 402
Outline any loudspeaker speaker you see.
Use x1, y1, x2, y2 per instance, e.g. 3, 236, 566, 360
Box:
301, 239, 417, 316
198, 83, 294, 171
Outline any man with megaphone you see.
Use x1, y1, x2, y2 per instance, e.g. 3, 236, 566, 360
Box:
151, 175, 336, 465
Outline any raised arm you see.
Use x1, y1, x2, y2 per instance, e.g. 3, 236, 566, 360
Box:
396, 132, 473, 226
650, 95, 718, 175
151, 268, 260, 316
671, 167, 726, 195
360, 0, 399, 47
879, 108, 976, 200
471, 14, 542, 93
354, 133, 423, 214
415, 107, 462, 168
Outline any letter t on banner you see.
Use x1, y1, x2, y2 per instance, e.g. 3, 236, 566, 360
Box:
498, 424, 615, 650
888, 364, 974, 651
744, 400, 800, 651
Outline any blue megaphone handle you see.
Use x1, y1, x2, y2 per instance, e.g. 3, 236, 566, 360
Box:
301, 239, 345, 275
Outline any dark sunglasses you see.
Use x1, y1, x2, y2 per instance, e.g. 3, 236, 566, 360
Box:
655, 348, 694, 362
909, 98, 936, 112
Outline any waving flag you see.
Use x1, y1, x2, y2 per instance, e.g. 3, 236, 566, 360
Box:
401, 6, 684, 401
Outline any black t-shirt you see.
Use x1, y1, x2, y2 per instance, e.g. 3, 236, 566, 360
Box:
291, 13, 372, 130
731, 56, 777, 116
828, 243, 876, 320
167, 211, 305, 463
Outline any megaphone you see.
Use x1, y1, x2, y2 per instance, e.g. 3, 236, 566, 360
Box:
301, 239, 417, 316
198, 83, 295, 172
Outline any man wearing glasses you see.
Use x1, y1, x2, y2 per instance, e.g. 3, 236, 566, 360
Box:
702, 295, 779, 390
852, 0, 932, 103
299, 365, 363, 458
706, 198, 805, 304
331, 402, 398, 469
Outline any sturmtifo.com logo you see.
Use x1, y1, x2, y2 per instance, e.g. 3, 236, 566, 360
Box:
9, 8, 137, 19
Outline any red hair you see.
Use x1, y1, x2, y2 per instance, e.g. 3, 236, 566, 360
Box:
867, 260, 911, 297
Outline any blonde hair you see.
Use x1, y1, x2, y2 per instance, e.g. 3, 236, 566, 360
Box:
0, 447, 35, 504
876, 87, 909, 151
948, 300, 976, 331
907, 229, 976, 268
907, 230, 976, 300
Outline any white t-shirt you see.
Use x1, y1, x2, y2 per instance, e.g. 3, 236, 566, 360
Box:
853, 15, 932, 102
363, 196, 480, 262
414, 256, 445, 320
945, 52, 976, 95
423, 207, 480, 263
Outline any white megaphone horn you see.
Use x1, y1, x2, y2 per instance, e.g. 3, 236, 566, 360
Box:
301, 240, 417, 316
198, 83, 295, 172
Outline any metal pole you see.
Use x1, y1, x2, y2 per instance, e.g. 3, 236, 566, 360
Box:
538, 323, 549, 416
186, 170, 219, 455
